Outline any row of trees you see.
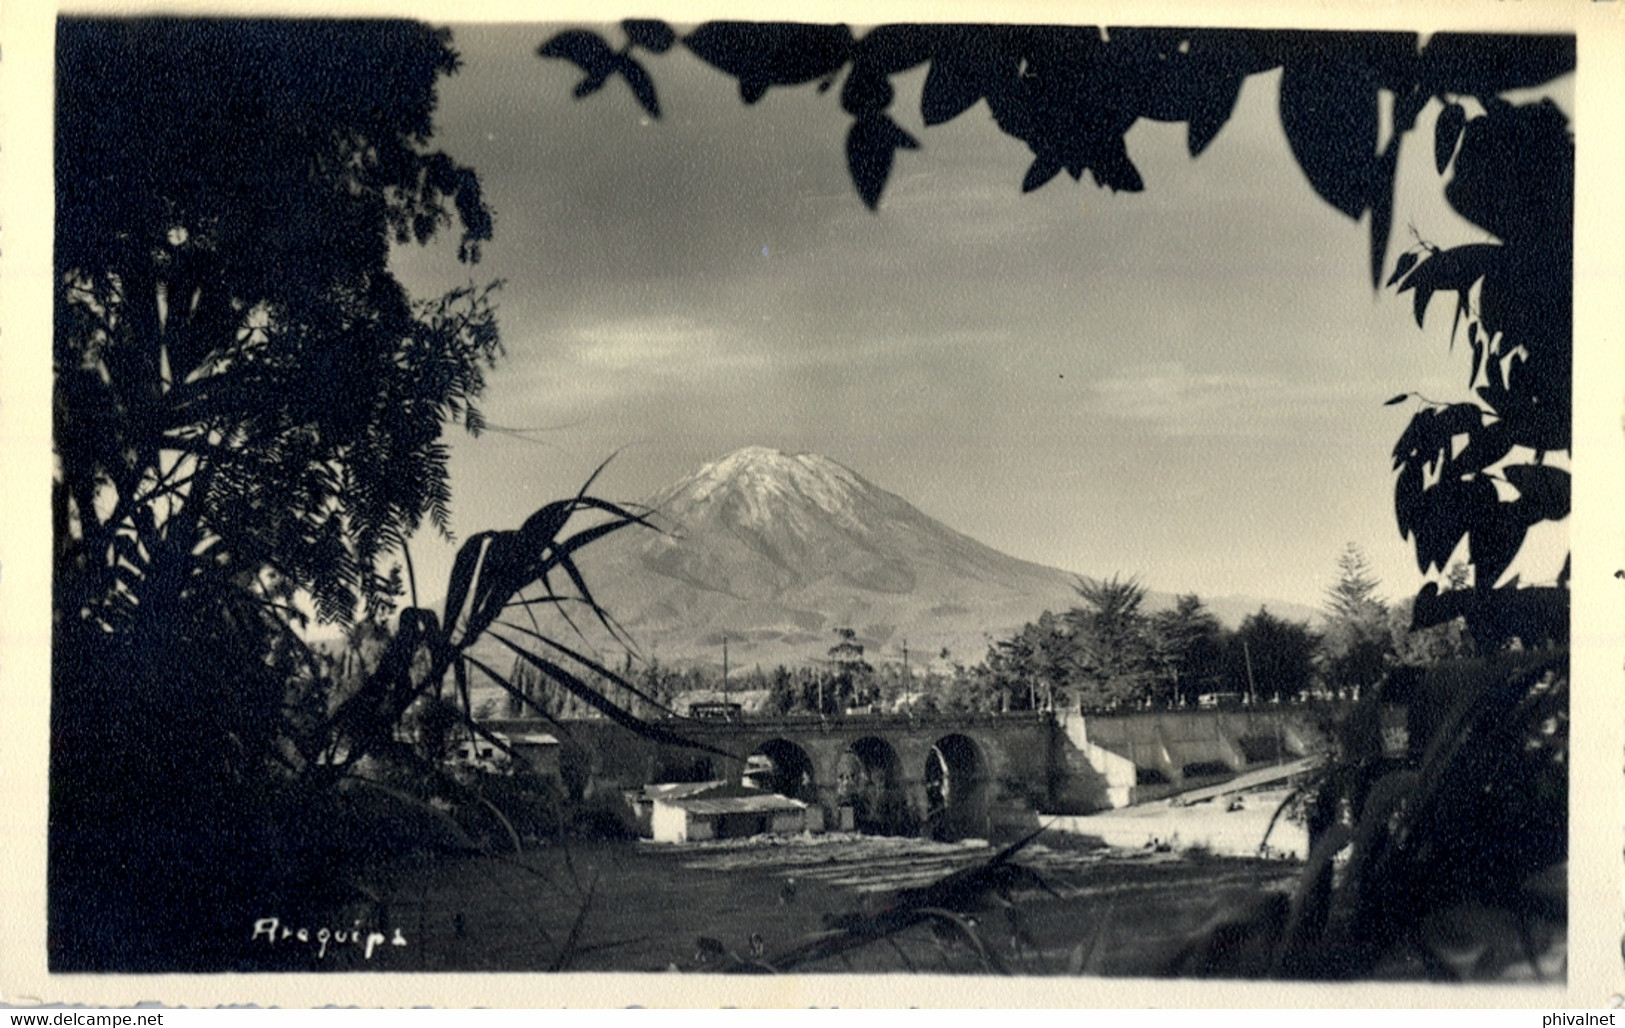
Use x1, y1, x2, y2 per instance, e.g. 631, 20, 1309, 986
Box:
977, 548, 1471, 713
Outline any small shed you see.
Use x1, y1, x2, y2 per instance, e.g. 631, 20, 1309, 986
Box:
648, 783, 810, 844
633, 780, 724, 835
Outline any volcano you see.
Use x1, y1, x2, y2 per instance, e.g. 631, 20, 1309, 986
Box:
551, 446, 1095, 671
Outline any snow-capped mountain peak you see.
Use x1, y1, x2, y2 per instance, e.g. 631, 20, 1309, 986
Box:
655, 446, 884, 531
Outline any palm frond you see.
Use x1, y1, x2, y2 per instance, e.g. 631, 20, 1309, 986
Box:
486, 630, 739, 760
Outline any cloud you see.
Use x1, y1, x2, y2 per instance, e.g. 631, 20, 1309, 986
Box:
1088, 361, 1367, 437
569, 316, 734, 372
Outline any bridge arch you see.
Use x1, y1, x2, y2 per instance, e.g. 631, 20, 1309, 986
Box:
838, 736, 915, 835
745, 738, 819, 803
924, 733, 990, 841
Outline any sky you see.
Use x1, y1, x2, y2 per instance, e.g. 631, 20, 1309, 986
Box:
390, 22, 1572, 613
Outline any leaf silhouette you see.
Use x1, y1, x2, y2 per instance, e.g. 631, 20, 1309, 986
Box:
1088, 135, 1145, 193
920, 32, 996, 126
846, 112, 919, 209
461, 653, 576, 737
1396, 243, 1497, 328
616, 54, 661, 118
851, 24, 940, 78
496, 618, 680, 718
1386, 250, 1419, 288
1278, 50, 1379, 219
1022, 153, 1064, 193
538, 29, 617, 71
1186, 74, 1243, 157
487, 630, 739, 758
685, 23, 854, 105
623, 19, 677, 54
538, 31, 622, 103
1468, 485, 1525, 589
840, 64, 893, 116
1502, 464, 1569, 524
1367, 141, 1399, 286
1434, 101, 1466, 174
573, 75, 610, 100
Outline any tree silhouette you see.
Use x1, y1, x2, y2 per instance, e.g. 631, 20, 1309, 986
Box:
52, 18, 503, 972
539, 21, 1571, 653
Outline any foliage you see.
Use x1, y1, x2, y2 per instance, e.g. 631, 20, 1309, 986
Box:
56, 19, 498, 630
1388, 593, 1475, 668
1230, 650, 1565, 979
1386, 95, 1571, 651
1317, 544, 1394, 697
49, 19, 719, 972
1149, 595, 1227, 704
1226, 608, 1319, 702
986, 610, 1073, 711
1324, 544, 1384, 622
970, 590, 1322, 711
50, 18, 504, 971
1065, 576, 1159, 707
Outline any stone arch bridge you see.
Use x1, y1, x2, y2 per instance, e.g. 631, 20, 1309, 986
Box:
481, 706, 1337, 839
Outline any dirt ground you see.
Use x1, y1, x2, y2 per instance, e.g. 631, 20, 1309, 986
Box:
264, 831, 1303, 975
1047, 787, 1308, 859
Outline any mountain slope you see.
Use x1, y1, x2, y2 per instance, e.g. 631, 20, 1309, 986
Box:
579, 446, 1084, 668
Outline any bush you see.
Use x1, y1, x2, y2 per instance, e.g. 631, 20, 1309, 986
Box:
1186, 646, 1566, 980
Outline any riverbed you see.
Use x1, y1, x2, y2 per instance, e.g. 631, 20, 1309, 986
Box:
271, 831, 1302, 975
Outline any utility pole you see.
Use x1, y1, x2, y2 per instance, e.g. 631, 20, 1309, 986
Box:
902, 638, 910, 713
1242, 639, 1258, 704
722, 635, 730, 709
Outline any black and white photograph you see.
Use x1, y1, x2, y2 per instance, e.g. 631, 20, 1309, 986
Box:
5, 0, 1621, 1008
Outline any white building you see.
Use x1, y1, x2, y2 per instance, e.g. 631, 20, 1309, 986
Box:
645, 782, 813, 843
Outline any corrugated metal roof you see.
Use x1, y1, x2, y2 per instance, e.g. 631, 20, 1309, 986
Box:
670, 794, 809, 816
641, 780, 728, 801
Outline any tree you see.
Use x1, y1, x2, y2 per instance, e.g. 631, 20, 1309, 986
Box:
1324, 544, 1384, 622
985, 610, 1072, 711
1148, 594, 1227, 705
1387, 593, 1474, 668
50, 18, 510, 971
827, 627, 875, 710
1227, 607, 1319, 702
1317, 544, 1394, 698
1065, 575, 1157, 708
